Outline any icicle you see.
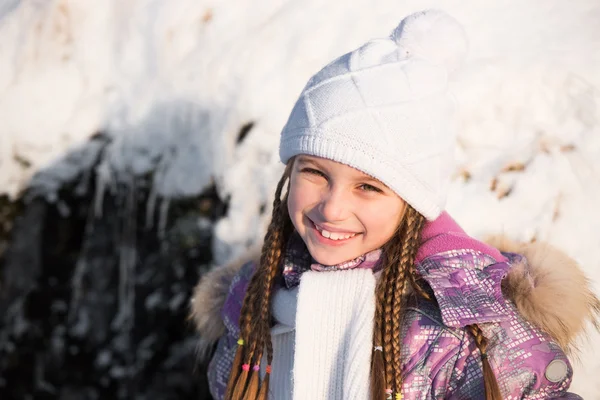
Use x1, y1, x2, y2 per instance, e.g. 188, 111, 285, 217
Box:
68, 195, 98, 324
113, 175, 137, 332
158, 196, 170, 240
145, 181, 158, 230
94, 159, 112, 218
35, 353, 56, 394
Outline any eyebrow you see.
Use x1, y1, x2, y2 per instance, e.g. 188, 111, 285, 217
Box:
296, 156, 317, 166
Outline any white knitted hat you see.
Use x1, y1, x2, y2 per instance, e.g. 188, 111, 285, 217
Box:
279, 10, 468, 220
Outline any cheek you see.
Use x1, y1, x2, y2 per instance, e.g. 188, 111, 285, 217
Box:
369, 214, 396, 235
287, 180, 301, 216
287, 192, 298, 219
287, 180, 310, 223
364, 200, 405, 239
287, 176, 318, 214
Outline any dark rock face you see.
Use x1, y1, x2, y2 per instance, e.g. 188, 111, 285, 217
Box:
0, 145, 227, 399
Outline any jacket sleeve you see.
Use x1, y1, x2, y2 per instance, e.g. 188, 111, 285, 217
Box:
207, 333, 238, 400
206, 261, 256, 399
444, 329, 491, 400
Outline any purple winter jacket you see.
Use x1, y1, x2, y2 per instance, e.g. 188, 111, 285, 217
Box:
195, 212, 593, 399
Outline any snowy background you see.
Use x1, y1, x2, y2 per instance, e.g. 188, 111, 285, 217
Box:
1, 0, 599, 398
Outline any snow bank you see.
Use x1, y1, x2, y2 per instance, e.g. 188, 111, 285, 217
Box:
1, 0, 599, 396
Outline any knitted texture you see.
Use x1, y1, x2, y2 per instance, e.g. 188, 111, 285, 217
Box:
279, 10, 468, 220
268, 329, 295, 398
293, 269, 375, 400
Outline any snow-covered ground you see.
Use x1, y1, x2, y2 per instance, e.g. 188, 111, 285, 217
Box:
1, 0, 599, 396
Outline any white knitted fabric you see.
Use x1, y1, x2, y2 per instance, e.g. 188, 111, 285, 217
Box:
267, 330, 295, 399
279, 10, 468, 220
265, 287, 298, 398
266, 271, 378, 399
292, 269, 376, 400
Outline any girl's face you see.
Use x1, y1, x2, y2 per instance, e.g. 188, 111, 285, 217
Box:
287, 155, 406, 266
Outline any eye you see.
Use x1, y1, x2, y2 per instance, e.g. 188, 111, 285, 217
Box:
358, 183, 383, 193
300, 167, 326, 178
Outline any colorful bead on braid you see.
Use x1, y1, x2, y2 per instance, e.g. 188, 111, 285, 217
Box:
242, 364, 250, 372
253, 365, 260, 372
385, 388, 393, 400
266, 365, 272, 374
237, 338, 245, 346
395, 393, 402, 400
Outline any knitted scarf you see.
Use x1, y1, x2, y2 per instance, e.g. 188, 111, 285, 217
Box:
275, 231, 381, 399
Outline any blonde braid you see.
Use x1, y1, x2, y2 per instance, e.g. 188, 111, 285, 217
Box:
468, 324, 503, 400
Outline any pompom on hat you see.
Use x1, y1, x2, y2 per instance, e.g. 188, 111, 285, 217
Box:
279, 9, 468, 220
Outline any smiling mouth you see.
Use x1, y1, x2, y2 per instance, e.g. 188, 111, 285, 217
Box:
312, 222, 359, 241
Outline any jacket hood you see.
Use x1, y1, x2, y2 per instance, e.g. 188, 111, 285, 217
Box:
189, 247, 260, 359
190, 219, 599, 358
416, 212, 507, 263
486, 234, 600, 354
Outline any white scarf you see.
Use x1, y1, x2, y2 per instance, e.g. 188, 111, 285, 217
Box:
270, 269, 376, 399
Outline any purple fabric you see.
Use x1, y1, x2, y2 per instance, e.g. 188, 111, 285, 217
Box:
417, 211, 507, 264
418, 250, 513, 327
207, 213, 582, 399
206, 260, 255, 399
404, 250, 579, 399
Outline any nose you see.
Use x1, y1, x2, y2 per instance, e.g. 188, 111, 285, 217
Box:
318, 185, 350, 222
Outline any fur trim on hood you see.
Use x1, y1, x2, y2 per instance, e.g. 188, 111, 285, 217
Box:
189, 237, 600, 359
486, 235, 600, 354
189, 247, 260, 359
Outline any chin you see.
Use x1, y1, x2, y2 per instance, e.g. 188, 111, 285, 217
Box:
311, 255, 341, 266
308, 248, 356, 267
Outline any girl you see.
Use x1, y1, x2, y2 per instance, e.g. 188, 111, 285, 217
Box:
191, 9, 599, 400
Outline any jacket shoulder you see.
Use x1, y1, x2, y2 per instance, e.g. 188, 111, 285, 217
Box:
404, 296, 581, 399
416, 248, 512, 328
416, 236, 600, 353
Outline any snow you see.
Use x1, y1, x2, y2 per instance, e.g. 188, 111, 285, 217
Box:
1, 0, 600, 396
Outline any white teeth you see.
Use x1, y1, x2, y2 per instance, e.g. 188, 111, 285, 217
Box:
316, 225, 356, 240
